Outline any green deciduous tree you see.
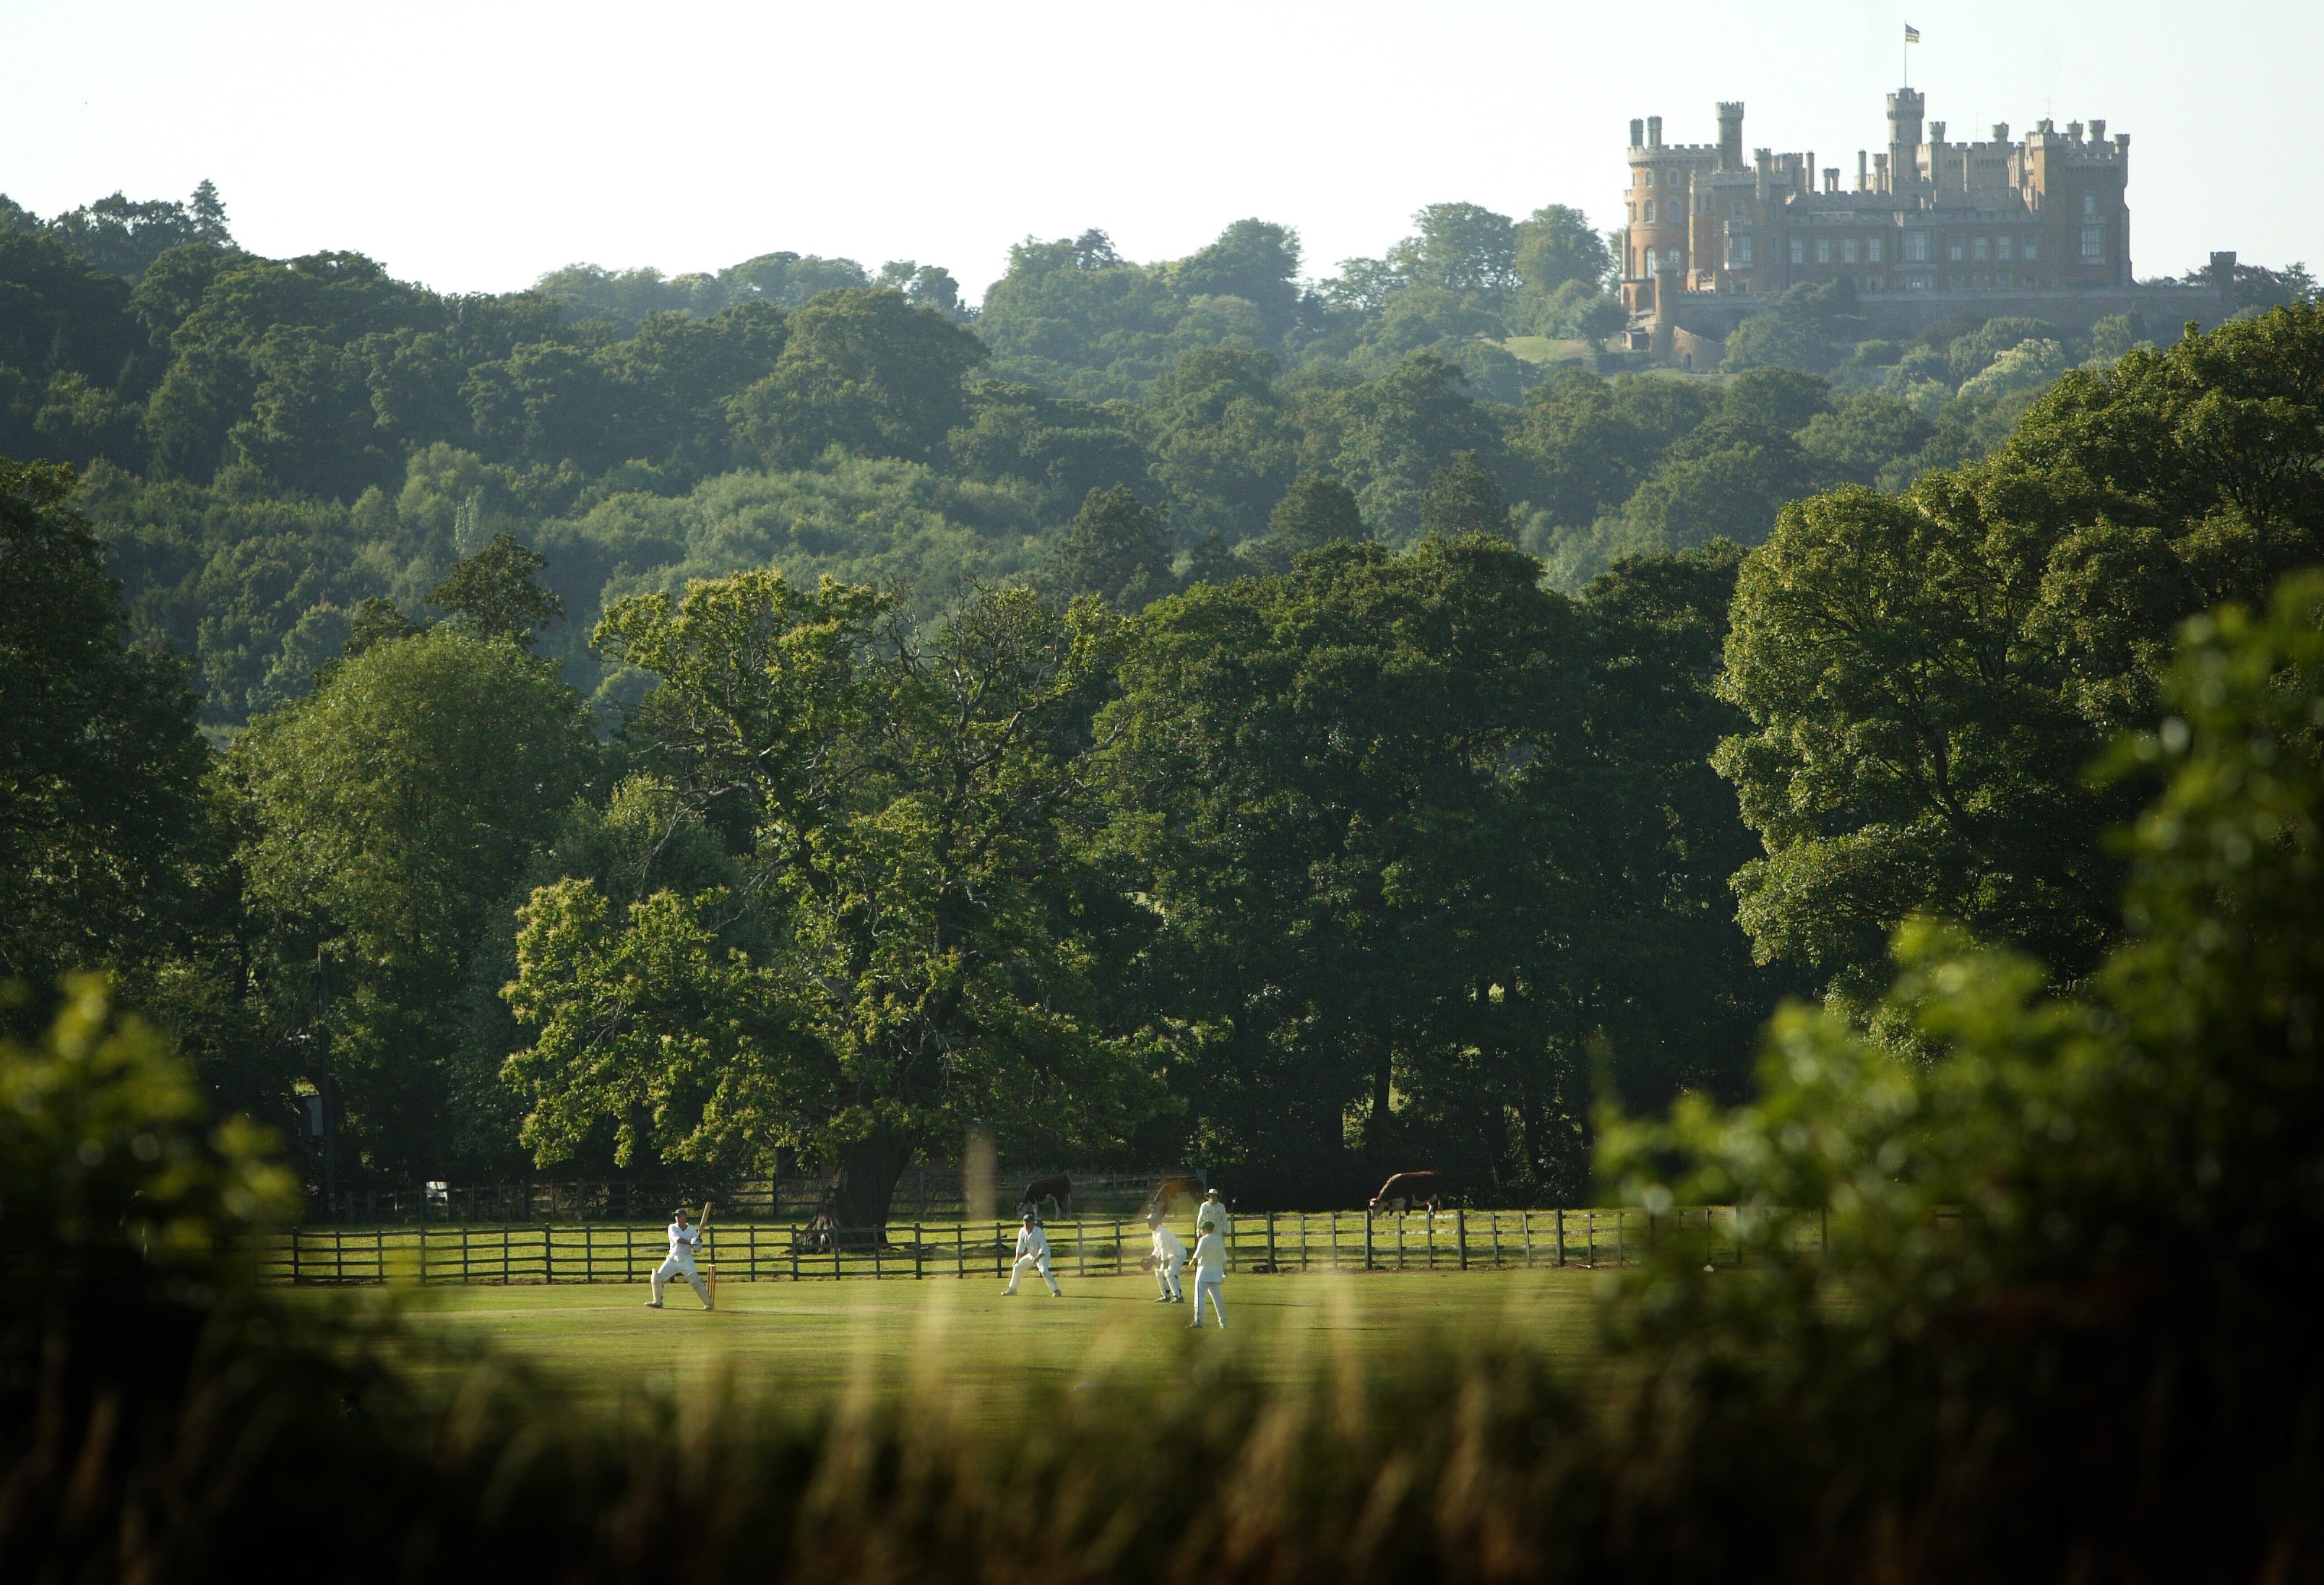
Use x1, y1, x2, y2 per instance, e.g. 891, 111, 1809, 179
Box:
733, 287, 988, 468
428, 532, 564, 647
0, 462, 205, 988
1043, 486, 1174, 610
1716, 305, 2324, 1002
231, 627, 595, 1173
1419, 451, 1512, 539
508, 573, 1154, 1230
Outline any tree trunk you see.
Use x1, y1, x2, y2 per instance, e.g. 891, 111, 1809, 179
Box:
815, 1127, 913, 1245
1368, 1024, 1395, 1149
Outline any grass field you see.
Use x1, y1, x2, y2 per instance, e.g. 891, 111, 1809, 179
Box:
387, 1267, 1611, 1419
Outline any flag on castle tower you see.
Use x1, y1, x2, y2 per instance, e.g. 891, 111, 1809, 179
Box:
1903, 22, 1921, 42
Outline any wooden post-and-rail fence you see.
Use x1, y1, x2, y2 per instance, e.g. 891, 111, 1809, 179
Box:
253, 1207, 1830, 1286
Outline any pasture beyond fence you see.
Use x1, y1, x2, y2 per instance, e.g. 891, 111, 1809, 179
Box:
304, 1170, 1182, 1225
254, 1207, 1832, 1286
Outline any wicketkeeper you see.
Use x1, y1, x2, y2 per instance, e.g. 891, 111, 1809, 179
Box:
1003, 1212, 1062, 1297
646, 1206, 713, 1310
1146, 1211, 1186, 1303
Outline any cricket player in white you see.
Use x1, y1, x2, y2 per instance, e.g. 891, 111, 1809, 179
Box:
1147, 1212, 1186, 1303
645, 1206, 713, 1310
1003, 1212, 1062, 1297
1195, 1187, 1231, 1238
1187, 1222, 1228, 1328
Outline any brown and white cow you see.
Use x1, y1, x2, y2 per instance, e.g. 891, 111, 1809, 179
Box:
1017, 1172, 1072, 1222
1367, 1170, 1445, 1219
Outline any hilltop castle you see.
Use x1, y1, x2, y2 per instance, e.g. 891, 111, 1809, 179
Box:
1619, 91, 2234, 363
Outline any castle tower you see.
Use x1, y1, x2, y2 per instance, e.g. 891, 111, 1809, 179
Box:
1716, 102, 1744, 173
1887, 87, 1925, 195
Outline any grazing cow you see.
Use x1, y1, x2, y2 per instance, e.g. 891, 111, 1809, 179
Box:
1367, 1170, 1446, 1219
1144, 1172, 1205, 1219
1017, 1172, 1072, 1221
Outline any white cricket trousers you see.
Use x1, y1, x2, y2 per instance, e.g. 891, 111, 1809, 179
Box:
1154, 1256, 1184, 1300
653, 1256, 711, 1307
1007, 1252, 1060, 1295
1191, 1276, 1226, 1327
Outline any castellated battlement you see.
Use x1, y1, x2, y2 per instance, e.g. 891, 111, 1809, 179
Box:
1616, 88, 2230, 363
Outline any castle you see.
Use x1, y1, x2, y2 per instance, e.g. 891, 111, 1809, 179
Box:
1619, 91, 2234, 363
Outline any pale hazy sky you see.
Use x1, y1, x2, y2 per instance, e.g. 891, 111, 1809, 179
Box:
1, 0, 2312, 301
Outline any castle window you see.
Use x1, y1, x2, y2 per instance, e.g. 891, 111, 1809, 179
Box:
1997, 236, 2013, 262
1843, 238, 1859, 264
1948, 238, 1965, 262
2082, 191, 2096, 218
1644, 200, 1656, 224
1789, 238, 1805, 265
1666, 248, 1683, 270
1869, 238, 1885, 263
2080, 227, 2104, 262
1973, 237, 1990, 262
1904, 233, 1928, 262
1733, 200, 1747, 221
1729, 235, 1753, 267
1645, 170, 1655, 186
2024, 237, 2039, 262
1816, 238, 1832, 264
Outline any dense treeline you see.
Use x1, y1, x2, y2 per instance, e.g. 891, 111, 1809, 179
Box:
12, 183, 2281, 735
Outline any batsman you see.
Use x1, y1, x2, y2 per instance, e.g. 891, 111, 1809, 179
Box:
645, 1204, 715, 1310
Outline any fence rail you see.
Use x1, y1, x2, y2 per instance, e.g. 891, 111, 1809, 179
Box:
252, 1206, 1830, 1286
302, 1170, 1188, 1225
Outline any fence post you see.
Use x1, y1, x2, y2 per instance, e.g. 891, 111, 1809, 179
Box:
873, 1231, 883, 1280
955, 1222, 964, 1279
1489, 1210, 1501, 1269
1583, 1209, 1593, 1269
1456, 1208, 1468, 1271
1114, 1221, 1123, 1277
334, 1228, 345, 1285
914, 1225, 924, 1279
545, 1223, 554, 1285
1265, 1212, 1277, 1273
502, 1225, 512, 1284
834, 1231, 843, 1282
1554, 1207, 1565, 1268
1364, 1213, 1373, 1272
791, 1228, 800, 1283
417, 1223, 427, 1285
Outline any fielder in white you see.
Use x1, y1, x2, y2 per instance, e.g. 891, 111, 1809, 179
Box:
1195, 1187, 1232, 1238
1003, 1212, 1062, 1297
645, 1206, 713, 1310
1147, 1212, 1186, 1303
1186, 1223, 1229, 1328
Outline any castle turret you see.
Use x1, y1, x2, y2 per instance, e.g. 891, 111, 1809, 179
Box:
1716, 102, 1744, 172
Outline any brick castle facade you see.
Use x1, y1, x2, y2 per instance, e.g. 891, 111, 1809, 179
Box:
1619, 91, 2233, 363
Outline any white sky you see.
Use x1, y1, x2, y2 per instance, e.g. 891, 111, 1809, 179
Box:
1, 0, 2313, 303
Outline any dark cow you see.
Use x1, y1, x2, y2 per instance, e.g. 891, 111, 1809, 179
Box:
1017, 1172, 1072, 1221
1367, 1170, 1445, 1219
1144, 1172, 1205, 1219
